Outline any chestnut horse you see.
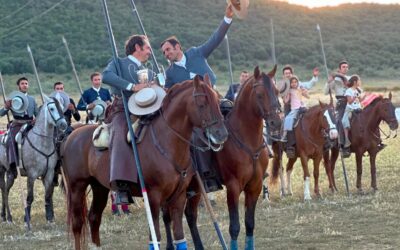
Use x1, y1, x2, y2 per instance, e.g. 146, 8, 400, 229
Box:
271, 102, 338, 200
164, 66, 282, 250
61, 76, 228, 250
324, 93, 398, 193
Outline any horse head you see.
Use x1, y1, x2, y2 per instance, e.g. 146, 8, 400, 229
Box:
192, 74, 228, 147
247, 65, 281, 139
163, 75, 228, 148
377, 92, 399, 131
319, 101, 338, 140
43, 95, 68, 132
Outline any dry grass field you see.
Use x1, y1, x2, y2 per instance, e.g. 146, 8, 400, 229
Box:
0, 86, 399, 250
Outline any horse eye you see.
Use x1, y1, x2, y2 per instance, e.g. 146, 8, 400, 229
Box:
50, 107, 55, 111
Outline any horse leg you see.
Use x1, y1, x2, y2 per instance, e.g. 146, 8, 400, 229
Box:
88, 181, 109, 246
323, 150, 335, 193
42, 176, 55, 223
70, 180, 90, 250
25, 177, 35, 229
355, 152, 363, 192
313, 157, 322, 198
170, 193, 189, 250
0, 169, 5, 222
244, 180, 263, 250
300, 156, 311, 201
369, 151, 378, 191
184, 180, 204, 250
162, 207, 174, 250
226, 183, 241, 250
278, 156, 286, 197
5, 168, 17, 223
147, 192, 161, 250
330, 147, 340, 191
286, 158, 296, 196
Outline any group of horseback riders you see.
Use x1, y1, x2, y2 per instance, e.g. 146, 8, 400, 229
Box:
0, 1, 389, 211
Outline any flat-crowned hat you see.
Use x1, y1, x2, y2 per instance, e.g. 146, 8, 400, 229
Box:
276, 79, 290, 98
50, 91, 70, 113
91, 99, 107, 120
227, 0, 249, 19
128, 85, 166, 116
8, 91, 29, 114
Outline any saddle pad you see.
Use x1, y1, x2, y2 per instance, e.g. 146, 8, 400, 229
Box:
93, 123, 110, 149
396, 107, 400, 122
361, 93, 381, 108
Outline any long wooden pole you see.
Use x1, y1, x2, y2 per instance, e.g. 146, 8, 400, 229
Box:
100, 1, 159, 248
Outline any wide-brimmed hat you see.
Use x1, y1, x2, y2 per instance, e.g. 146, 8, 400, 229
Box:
227, 0, 249, 19
128, 85, 166, 116
276, 79, 290, 97
8, 91, 29, 114
91, 99, 107, 120
50, 91, 70, 113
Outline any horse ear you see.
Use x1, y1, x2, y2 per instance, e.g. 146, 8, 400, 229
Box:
203, 73, 212, 87
44, 95, 51, 103
389, 92, 392, 100
267, 64, 277, 78
254, 66, 261, 79
329, 88, 333, 106
193, 75, 201, 89
319, 100, 324, 108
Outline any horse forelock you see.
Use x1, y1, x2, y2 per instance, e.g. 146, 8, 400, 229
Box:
50, 97, 64, 114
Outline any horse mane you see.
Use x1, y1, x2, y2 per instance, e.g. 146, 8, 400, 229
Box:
162, 80, 198, 110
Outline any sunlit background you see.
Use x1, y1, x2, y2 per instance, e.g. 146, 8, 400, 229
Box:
282, 0, 400, 8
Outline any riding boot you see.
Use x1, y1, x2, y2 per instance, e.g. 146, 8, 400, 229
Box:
114, 181, 134, 205
286, 131, 296, 158
344, 132, 351, 148
53, 160, 61, 187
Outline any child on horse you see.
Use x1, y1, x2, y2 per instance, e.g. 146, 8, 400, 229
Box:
342, 75, 363, 149
281, 75, 312, 157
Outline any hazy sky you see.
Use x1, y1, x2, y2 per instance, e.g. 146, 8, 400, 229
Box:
285, 0, 400, 8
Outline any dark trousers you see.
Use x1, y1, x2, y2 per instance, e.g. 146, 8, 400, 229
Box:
6, 122, 24, 165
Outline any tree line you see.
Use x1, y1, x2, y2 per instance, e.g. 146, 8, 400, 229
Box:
1, 0, 399, 79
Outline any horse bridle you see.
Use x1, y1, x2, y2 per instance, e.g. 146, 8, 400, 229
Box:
160, 83, 223, 152
253, 81, 281, 121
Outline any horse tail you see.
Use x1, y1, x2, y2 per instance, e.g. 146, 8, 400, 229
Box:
66, 176, 88, 248
270, 142, 282, 184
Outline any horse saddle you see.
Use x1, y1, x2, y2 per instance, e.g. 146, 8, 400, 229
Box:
220, 98, 234, 118
293, 107, 307, 129
15, 123, 32, 144
93, 116, 154, 150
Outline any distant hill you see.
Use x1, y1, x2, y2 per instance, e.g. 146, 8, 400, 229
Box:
1, 0, 400, 79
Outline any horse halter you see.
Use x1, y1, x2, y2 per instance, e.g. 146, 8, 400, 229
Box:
252, 75, 281, 120
47, 99, 67, 132
192, 84, 220, 129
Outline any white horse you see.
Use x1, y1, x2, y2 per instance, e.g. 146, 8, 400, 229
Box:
0, 96, 67, 227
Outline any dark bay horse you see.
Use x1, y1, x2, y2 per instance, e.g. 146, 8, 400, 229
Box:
164, 66, 282, 250
324, 93, 398, 193
61, 76, 228, 250
271, 102, 338, 200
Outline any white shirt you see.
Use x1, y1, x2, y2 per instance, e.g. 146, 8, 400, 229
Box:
344, 88, 361, 110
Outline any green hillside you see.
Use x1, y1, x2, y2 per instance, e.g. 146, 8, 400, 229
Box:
1, 0, 400, 80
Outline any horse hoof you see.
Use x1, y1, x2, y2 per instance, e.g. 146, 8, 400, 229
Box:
357, 189, 365, 195
304, 195, 312, 201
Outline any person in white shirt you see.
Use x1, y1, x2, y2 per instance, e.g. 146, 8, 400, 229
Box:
342, 75, 362, 148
